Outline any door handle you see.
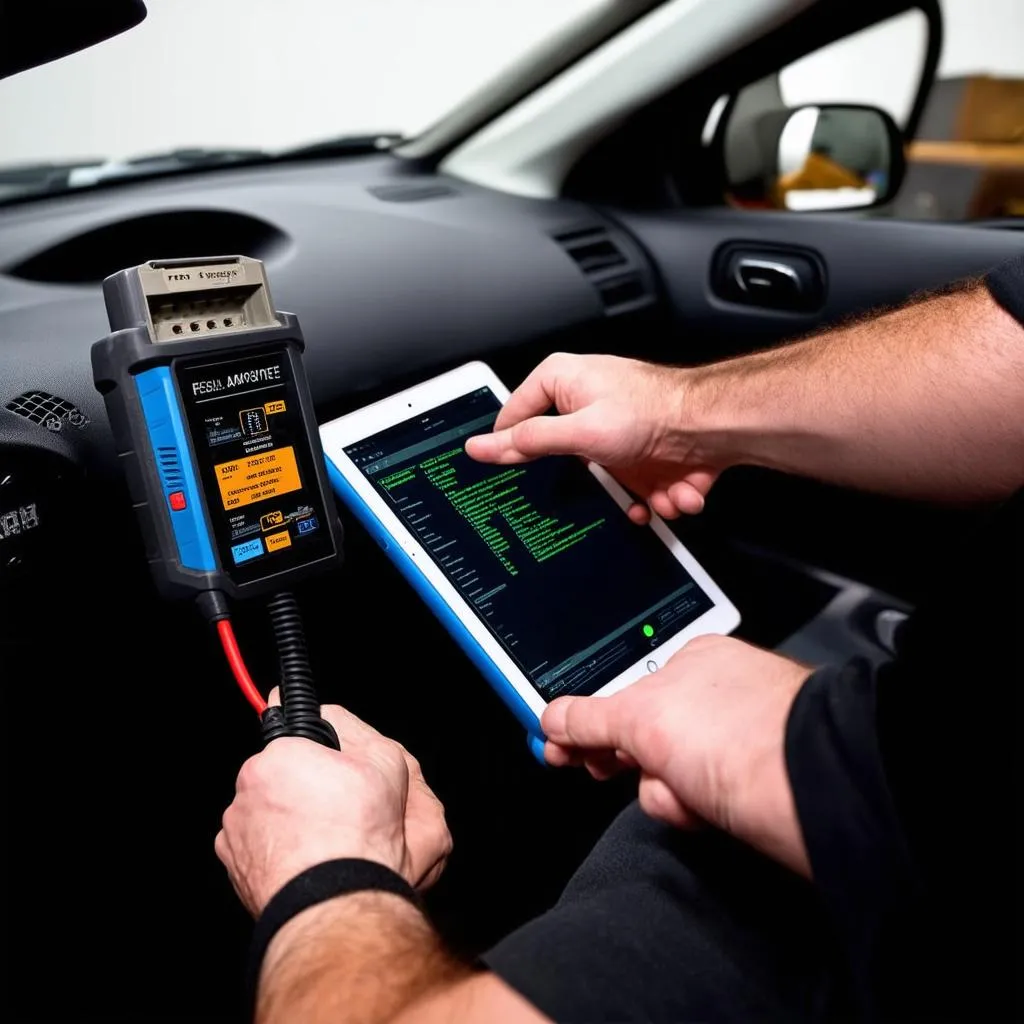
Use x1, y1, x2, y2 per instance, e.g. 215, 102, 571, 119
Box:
713, 245, 825, 311
734, 258, 804, 298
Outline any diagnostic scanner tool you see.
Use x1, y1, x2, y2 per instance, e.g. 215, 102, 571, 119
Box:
93, 256, 342, 748
93, 256, 340, 599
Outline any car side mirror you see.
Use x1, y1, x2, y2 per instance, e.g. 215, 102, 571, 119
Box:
727, 103, 906, 213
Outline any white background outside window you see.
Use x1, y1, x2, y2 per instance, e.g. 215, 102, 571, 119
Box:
0, 0, 1021, 166
781, 0, 1024, 127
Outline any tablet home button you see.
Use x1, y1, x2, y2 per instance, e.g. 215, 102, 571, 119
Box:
646, 659, 658, 674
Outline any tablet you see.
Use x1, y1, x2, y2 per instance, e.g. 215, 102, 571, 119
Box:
320, 362, 739, 759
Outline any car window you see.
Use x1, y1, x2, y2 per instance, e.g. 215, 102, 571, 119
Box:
780, 9, 928, 129
720, 0, 1024, 221
0, 0, 608, 202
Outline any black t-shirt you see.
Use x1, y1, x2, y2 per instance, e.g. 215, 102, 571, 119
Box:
787, 254, 1023, 1020
788, 492, 1022, 1020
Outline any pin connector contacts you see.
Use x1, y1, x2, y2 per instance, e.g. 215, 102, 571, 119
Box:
130, 255, 281, 343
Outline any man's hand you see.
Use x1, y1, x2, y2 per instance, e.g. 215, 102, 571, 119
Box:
216, 701, 451, 917
465, 353, 722, 522
217, 704, 541, 1024
542, 635, 813, 876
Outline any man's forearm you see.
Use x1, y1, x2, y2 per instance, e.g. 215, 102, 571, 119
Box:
257, 893, 465, 1024
257, 892, 545, 1024
684, 281, 1024, 502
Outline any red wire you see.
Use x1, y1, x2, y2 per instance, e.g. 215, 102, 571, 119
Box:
216, 618, 267, 715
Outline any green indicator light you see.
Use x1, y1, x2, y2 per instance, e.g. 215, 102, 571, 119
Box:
642, 624, 655, 638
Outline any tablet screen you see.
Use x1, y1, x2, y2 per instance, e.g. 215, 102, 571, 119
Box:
344, 387, 713, 700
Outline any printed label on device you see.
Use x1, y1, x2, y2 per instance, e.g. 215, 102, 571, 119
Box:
162, 264, 247, 292
174, 348, 333, 584
215, 447, 302, 509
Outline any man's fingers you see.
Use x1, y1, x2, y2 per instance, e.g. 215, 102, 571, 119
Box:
214, 830, 252, 908
543, 741, 582, 767
626, 501, 652, 525
264, 695, 384, 748
638, 775, 696, 829
417, 858, 448, 892
317, 702, 383, 744
667, 469, 719, 515
214, 829, 229, 865
542, 694, 629, 752
682, 467, 719, 498
649, 489, 680, 520
583, 749, 628, 781
667, 480, 705, 515
492, 360, 561, 431
616, 750, 639, 770
467, 410, 594, 464
464, 430, 524, 463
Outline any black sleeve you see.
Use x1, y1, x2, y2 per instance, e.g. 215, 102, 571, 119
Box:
785, 661, 920, 1020
785, 491, 1022, 1021
985, 251, 1024, 325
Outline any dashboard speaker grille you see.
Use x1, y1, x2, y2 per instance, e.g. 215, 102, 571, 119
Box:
6, 391, 89, 432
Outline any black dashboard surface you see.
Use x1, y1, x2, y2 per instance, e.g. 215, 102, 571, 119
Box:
0, 154, 634, 467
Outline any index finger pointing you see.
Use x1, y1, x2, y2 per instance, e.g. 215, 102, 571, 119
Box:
466, 409, 593, 464
493, 356, 565, 432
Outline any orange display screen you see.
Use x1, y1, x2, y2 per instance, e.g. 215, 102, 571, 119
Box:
214, 446, 302, 510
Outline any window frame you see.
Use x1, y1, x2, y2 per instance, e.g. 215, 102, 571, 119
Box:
562, 0, 943, 212
707, 1, 942, 214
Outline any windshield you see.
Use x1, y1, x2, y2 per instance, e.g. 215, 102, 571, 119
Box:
0, 0, 608, 197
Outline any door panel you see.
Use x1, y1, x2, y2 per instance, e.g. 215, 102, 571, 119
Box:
612, 208, 1023, 599
615, 208, 1022, 360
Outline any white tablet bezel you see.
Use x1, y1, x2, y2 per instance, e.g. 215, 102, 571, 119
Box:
320, 361, 740, 719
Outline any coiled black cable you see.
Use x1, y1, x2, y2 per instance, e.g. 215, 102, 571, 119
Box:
261, 591, 339, 749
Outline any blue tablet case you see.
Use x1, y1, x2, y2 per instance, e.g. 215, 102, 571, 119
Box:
326, 457, 548, 763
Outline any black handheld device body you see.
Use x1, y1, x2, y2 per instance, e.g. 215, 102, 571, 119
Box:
92, 255, 341, 600
92, 256, 342, 748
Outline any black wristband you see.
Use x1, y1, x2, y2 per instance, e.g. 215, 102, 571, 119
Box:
247, 858, 419, 1013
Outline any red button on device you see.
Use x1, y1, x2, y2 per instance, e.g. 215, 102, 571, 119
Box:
168, 491, 187, 511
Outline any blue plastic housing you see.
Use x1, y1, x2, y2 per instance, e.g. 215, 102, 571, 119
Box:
135, 366, 216, 571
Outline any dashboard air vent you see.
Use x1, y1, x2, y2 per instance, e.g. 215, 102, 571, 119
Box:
554, 226, 628, 273
595, 275, 647, 310
368, 183, 458, 203
552, 225, 653, 316
6, 391, 88, 432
